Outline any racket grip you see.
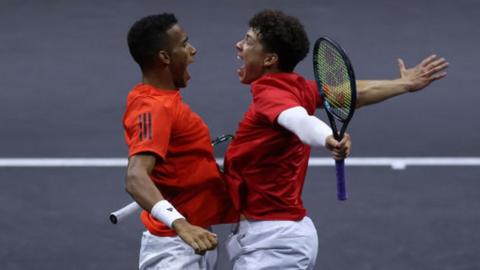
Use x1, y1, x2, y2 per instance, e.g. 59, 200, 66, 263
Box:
335, 159, 347, 201
109, 201, 141, 224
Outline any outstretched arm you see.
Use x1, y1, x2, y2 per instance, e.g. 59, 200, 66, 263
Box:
356, 55, 448, 108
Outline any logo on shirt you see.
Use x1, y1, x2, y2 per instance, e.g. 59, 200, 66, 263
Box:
167, 207, 173, 212
138, 112, 152, 141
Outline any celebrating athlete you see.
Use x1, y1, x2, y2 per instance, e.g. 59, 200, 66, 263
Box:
224, 9, 448, 269
123, 13, 237, 270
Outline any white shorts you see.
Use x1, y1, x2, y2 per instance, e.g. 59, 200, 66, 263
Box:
225, 216, 318, 270
139, 231, 217, 270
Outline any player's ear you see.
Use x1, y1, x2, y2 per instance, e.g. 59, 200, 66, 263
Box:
264, 53, 279, 68
158, 50, 170, 65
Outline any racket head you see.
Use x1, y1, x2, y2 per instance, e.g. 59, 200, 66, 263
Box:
313, 36, 357, 137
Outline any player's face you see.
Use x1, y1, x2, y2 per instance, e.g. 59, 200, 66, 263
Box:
166, 24, 197, 88
235, 28, 270, 84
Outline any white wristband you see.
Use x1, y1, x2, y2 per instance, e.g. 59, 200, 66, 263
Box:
151, 200, 185, 228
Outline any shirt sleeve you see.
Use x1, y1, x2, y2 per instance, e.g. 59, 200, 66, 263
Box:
123, 97, 173, 160
277, 106, 332, 148
252, 80, 302, 125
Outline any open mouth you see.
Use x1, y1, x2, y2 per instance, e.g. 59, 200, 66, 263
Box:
236, 54, 245, 77
185, 57, 194, 81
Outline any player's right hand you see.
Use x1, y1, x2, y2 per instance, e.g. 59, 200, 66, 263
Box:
325, 133, 351, 160
172, 219, 218, 255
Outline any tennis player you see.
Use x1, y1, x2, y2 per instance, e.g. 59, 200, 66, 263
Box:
123, 13, 236, 270
224, 10, 449, 269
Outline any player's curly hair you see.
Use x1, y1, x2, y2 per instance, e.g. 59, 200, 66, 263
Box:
249, 10, 309, 72
127, 13, 177, 71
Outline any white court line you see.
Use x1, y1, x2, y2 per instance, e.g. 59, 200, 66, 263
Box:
308, 157, 480, 170
0, 158, 127, 167
0, 157, 480, 170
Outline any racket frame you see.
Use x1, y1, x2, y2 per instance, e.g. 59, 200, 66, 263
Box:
312, 36, 357, 200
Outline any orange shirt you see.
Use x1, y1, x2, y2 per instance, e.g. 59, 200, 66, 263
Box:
123, 83, 237, 236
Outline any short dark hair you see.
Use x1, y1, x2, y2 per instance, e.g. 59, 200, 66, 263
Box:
127, 13, 178, 70
249, 10, 309, 72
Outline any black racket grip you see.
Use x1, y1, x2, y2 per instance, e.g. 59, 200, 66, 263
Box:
335, 159, 347, 200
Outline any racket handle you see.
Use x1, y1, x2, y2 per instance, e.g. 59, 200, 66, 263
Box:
109, 201, 141, 224
335, 159, 347, 201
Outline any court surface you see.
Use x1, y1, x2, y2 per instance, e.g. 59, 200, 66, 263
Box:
1, 0, 479, 269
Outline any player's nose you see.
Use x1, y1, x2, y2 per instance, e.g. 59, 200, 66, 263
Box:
235, 40, 243, 52
190, 44, 197, 56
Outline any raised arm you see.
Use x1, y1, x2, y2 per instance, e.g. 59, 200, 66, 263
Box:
356, 55, 448, 108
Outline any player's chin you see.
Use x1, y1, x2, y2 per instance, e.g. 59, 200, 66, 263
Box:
237, 68, 246, 84
175, 78, 188, 88
238, 72, 256, 85
239, 77, 251, 85
178, 72, 190, 88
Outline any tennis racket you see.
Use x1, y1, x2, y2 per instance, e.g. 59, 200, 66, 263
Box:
109, 134, 235, 224
313, 36, 357, 201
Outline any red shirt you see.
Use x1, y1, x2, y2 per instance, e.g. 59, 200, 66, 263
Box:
123, 84, 237, 236
224, 73, 321, 221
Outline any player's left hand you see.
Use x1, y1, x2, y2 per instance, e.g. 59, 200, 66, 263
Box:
325, 133, 351, 160
172, 219, 218, 255
398, 54, 449, 92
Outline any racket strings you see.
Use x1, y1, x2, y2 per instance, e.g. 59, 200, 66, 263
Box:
314, 42, 353, 121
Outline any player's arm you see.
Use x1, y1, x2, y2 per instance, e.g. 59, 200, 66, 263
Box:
125, 154, 218, 255
277, 106, 351, 159
125, 154, 162, 209
355, 54, 448, 108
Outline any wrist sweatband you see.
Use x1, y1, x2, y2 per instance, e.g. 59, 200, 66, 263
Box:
151, 200, 185, 228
